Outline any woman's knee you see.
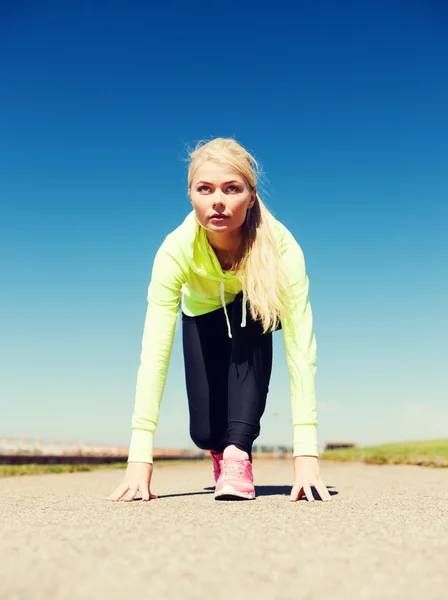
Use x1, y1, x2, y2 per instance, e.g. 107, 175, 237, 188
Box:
189, 428, 214, 450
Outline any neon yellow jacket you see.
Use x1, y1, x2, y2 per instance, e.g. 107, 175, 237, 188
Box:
128, 210, 318, 463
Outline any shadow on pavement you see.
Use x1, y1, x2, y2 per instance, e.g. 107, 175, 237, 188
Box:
128, 487, 338, 501
255, 485, 338, 499
154, 490, 214, 499
204, 485, 338, 500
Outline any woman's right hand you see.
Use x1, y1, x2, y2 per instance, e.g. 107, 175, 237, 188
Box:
106, 461, 157, 502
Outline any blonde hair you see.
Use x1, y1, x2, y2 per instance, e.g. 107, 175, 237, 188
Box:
187, 137, 292, 334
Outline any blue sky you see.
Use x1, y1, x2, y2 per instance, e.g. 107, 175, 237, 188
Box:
1, 0, 447, 452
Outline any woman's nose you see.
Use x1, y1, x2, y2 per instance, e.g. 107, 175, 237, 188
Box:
212, 191, 226, 208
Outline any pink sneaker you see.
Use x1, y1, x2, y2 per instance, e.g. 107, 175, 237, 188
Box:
210, 451, 224, 482
214, 458, 255, 500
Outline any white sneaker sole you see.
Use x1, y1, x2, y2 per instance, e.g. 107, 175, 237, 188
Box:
214, 483, 256, 500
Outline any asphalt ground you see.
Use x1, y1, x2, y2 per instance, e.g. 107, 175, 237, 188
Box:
1, 459, 447, 600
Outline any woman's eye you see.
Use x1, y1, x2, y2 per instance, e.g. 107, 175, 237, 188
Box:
197, 184, 240, 193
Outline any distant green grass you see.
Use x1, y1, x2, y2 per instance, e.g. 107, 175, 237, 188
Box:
0, 459, 202, 478
4, 439, 448, 475
320, 439, 448, 467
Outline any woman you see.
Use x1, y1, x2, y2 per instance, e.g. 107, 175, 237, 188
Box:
108, 137, 331, 503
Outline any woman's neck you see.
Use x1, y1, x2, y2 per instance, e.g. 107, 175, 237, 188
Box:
206, 230, 242, 254
206, 230, 243, 271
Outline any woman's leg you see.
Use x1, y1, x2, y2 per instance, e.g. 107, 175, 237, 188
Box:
182, 294, 276, 461
226, 292, 274, 462
182, 307, 232, 453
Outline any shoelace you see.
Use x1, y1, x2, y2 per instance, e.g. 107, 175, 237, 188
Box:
222, 459, 246, 478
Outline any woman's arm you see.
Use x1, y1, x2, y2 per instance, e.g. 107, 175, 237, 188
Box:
277, 225, 319, 457
127, 237, 187, 463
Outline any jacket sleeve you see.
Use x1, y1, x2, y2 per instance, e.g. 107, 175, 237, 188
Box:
127, 237, 186, 463
278, 227, 319, 457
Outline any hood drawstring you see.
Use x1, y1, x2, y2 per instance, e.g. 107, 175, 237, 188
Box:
241, 279, 247, 328
220, 281, 247, 339
220, 282, 232, 339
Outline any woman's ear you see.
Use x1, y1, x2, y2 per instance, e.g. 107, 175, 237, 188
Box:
248, 190, 256, 209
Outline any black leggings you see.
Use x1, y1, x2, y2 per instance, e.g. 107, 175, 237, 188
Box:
182, 292, 280, 462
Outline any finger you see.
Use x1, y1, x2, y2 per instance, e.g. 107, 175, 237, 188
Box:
289, 484, 299, 502
139, 480, 158, 502
106, 484, 129, 502
289, 485, 304, 502
315, 481, 332, 502
123, 487, 138, 502
142, 492, 158, 502
141, 487, 157, 501
304, 483, 315, 502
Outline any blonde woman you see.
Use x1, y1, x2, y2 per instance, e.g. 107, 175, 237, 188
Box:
108, 138, 331, 503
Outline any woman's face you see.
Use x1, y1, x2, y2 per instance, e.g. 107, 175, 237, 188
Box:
189, 159, 255, 236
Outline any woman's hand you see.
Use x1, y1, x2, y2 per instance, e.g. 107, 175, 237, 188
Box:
290, 455, 331, 502
106, 461, 157, 502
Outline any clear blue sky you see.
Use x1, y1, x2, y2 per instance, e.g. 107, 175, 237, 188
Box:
1, 0, 447, 451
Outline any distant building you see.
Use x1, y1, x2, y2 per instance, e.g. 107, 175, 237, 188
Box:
324, 441, 358, 450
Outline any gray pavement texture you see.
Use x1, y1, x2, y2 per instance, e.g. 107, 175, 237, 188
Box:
1, 459, 448, 600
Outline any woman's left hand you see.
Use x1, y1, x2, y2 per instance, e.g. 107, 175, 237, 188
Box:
290, 455, 332, 502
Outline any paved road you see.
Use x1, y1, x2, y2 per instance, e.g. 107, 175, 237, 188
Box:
1, 459, 447, 600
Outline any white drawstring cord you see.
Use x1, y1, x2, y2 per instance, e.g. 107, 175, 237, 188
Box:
220, 282, 232, 339
241, 279, 247, 328
220, 281, 247, 338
